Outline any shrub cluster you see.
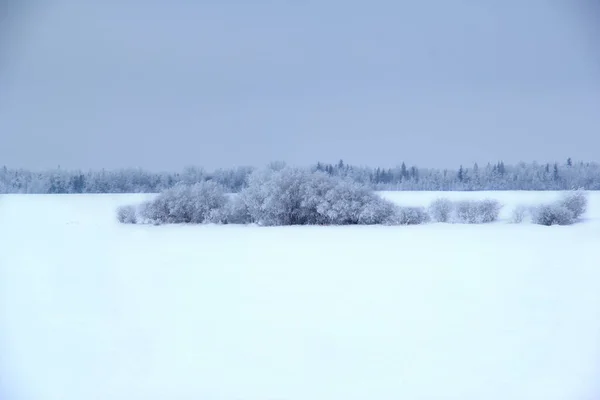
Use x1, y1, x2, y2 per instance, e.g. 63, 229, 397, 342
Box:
454, 200, 502, 224
531, 204, 576, 226
118, 167, 418, 226
428, 198, 502, 224
529, 190, 588, 226
117, 181, 229, 225
117, 169, 587, 227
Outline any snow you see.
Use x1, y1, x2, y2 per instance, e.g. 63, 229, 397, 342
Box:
1, 191, 600, 400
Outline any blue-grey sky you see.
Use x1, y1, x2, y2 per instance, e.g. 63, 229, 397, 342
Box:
1, 0, 599, 171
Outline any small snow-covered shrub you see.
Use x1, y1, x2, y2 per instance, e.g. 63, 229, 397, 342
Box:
453, 199, 502, 224
429, 198, 453, 222
559, 190, 587, 219
117, 205, 137, 224
531, 204, 575, 226
510, 205, 529, 224
528, 190, 587, 226
454, 201, 478, 224
388, 206, 430, 225
477, 199, 502, 223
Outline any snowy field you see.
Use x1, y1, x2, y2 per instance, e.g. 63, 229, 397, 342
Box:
1, 191, 600, 400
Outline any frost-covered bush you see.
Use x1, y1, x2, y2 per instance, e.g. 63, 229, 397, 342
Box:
134, 181, 228, 224
559, 190, 587, 219
316, 178, 396, 225
528, 190, 587, 226
240, 167, 310, 226
510, 205, 529, 223
454, 201, 479, 224
453, 199, 502, 224
117, 205, 137, 224
531, 204, 575, 226
240, 167, 410, 226
429, 198, 453, 222
387, 206, 431, 225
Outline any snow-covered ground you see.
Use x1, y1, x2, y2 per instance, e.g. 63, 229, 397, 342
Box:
1, 191, 600, 400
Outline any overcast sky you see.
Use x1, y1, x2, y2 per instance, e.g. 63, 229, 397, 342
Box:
1, 0, 599, 171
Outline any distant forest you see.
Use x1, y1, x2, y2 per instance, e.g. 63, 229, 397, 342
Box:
1, 158, 599, 194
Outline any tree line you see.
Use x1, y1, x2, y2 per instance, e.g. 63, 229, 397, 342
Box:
315, 157, 598, 191
1, 158, 598, 194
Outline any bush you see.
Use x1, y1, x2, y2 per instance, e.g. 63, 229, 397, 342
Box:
240, 167, 417, 226
239, 167, 310, 226
429, 198, 453, 222
559, 190, 587, 219
528, 190, 587, 226
531, 204, 575, 226
316, 178, 396, 225
453, 199, 502, 224
117, 205, 137, 224
134, 181, 228, 224
510, 205, 529, 223
388, 206, 431, 225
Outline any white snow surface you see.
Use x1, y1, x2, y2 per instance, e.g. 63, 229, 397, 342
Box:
1, 191, 600, 400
